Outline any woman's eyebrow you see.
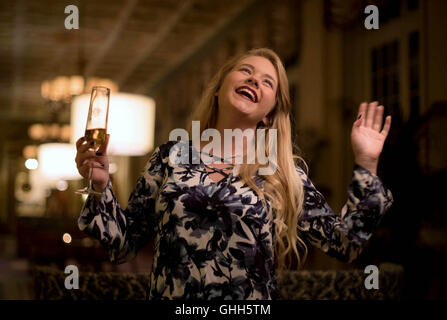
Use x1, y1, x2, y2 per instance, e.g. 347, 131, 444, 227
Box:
239, 63, 276, 83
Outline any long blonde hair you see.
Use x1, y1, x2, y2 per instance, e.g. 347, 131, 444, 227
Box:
187, 48, 308, 271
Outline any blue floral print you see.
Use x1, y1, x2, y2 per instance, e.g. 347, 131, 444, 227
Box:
78, 140, 393, 299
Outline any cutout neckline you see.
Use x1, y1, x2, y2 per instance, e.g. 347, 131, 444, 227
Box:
191, 141, 237, 184
204, 163, 235, 184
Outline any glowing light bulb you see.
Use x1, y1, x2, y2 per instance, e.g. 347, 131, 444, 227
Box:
25, 158, 38, 170
56, 180, 68, 191
62, 233, 72, 244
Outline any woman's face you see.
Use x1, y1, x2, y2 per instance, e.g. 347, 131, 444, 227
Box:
217, 55, 278, 125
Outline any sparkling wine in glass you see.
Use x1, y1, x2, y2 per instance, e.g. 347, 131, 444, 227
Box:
75, 86, 110, 195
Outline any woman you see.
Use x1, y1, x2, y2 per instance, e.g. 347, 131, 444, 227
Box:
75, 48, 393, 300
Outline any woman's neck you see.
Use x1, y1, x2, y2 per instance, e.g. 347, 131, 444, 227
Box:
199, 116, 257, 163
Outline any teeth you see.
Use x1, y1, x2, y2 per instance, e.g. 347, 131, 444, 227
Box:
237, 88, 256, 102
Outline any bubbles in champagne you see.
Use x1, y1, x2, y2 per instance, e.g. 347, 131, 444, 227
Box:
85, 128, 106, 151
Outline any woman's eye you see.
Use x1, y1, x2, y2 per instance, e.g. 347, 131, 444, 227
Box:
264, 80, 273, 88
240, 68, 251, 74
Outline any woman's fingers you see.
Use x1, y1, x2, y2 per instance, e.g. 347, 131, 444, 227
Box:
96, 134, 110, 156
356, 102, 367, 125
380, 115, 392, 138
78, 160, 93, 177
373, 105, 384, 131
76, 150, 96, 167
81, 158, 107, 168
77, 140, 96, 154
355, 101, 391, 136
79, 160, 106, 176
365, 102, 378, 128
76, 135, 110, 183
78, 165, 90, 178
86, 160, 106, 169
76, 137, 85, 149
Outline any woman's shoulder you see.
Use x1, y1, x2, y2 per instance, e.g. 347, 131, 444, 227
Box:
152, 139, 196, 162
293, 162, 316, 189
143, 140, 187, 172
154, 139, 180, 155
294, 162, 309, 178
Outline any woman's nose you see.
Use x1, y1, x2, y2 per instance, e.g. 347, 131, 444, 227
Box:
247, 77, 259, 88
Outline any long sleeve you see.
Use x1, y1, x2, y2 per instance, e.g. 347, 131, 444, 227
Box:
78, 145, 166, 264
297, 164, 394, 263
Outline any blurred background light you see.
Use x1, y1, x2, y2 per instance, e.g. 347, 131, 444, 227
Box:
23, 145, 38, 159
25, 158, 38, 170
56, 180, 69, 191
109, 162, 118, 174
62, 233, 72, 244
38, 143, 82, 181
70, 93, 156, 156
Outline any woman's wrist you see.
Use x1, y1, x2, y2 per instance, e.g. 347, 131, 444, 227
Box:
355, 156, 378, 175
92, 181, 107, 193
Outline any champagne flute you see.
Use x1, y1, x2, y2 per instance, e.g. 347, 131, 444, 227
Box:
75, 86, 110, 195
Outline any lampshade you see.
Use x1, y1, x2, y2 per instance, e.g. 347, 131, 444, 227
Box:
70, 93, 155, 156
38, 143, 82, 181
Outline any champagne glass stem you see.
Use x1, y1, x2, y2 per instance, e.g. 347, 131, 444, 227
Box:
87, 164, 94, 191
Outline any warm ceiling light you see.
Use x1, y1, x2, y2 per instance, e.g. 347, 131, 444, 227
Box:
38, 143, 82, 180
49, 124, 60, 139
60, 125, 72, 141
69, 76, 85, 96
28, 124, 72, 142
71, 93, 156, 156
85, 77, 118, 94
23, 145, 38, 159
41, 76, 118, 103
28, 124, 46, 140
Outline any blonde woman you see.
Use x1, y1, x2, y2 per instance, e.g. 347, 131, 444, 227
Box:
75, 48, 393, 300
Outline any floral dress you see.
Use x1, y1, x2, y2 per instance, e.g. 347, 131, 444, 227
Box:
78, 139, 393, 300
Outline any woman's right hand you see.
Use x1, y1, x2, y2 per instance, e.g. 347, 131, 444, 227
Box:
75, 134, 110, 192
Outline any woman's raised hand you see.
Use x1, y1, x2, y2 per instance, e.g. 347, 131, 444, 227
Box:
351, 102, 391, 175
75, 134, 110, 192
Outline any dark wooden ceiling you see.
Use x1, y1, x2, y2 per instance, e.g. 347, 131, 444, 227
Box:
0, 0, 258, 124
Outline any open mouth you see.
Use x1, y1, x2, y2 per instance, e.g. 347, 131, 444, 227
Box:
235, 86, 258, 103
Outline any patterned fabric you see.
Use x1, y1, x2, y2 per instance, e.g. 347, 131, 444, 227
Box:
78, 140, 393, 300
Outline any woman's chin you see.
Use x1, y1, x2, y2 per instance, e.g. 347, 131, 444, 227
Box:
230, 100, 257, 115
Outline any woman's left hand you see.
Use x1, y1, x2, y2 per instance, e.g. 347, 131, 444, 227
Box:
351, 101, 392, 175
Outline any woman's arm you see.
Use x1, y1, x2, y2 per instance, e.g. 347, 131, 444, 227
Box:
296, 164, 393, 263
78, 144, 166, 264
295, 101, 393, 262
